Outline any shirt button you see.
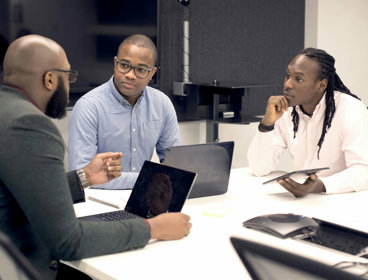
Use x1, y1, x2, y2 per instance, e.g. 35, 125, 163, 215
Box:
132, 128, 136, 132
132, 167, 136, 171
133, 148, 136, 152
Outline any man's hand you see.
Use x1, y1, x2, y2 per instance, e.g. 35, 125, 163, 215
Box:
277, 174, 326, 197
146, 212, 192, 240
260, 96, 289, 130
83, 152, 123, 186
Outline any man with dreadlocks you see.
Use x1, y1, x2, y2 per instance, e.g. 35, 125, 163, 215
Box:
248, 48, 368, 197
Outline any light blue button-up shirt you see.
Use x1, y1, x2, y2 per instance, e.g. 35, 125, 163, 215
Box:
68, 76, 181, 189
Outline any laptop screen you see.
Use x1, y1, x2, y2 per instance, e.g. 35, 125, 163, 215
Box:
164, 141, 234, 198
230, 237, 364, 280
124, 161, 197, 218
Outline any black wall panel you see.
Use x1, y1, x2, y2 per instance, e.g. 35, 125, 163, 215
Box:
158, 0, 305, 118
1, 0, 304, 118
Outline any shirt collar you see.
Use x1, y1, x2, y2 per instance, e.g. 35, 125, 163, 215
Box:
108, 76, 146, 106
295, 92, 326, 119
3, 84, 43, 112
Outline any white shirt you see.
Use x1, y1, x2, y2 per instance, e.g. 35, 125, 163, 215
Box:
247, 91, 368, 194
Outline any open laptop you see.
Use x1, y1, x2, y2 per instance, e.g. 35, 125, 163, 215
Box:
79, 161, 197, 221
230, 236, 364, 280
164, 141, 234, 198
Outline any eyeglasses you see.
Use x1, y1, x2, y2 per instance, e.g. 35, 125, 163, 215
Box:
43, 69, 78, 83
115, 59, 155, 79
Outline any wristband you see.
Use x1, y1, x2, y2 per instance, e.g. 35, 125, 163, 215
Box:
258, 122, 275, 132
77, 169, 89, 189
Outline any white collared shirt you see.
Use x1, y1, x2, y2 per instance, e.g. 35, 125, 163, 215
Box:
248, 91, 368, 194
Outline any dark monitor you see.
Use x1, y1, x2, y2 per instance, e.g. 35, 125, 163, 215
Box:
0, 231, 42, 280
124, 161, 197, 218
230, 236, 364, 280
2, 0, 159, 93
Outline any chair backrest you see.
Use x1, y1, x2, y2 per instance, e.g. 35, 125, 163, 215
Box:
0, 231, 42, 280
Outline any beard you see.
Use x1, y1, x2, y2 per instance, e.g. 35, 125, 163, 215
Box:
45, 77, 68, 119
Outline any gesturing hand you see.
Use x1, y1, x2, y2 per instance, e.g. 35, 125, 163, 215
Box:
83, 152, 123, 186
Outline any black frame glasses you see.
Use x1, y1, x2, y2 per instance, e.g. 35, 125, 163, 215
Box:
43, 68, 78, 83
115, 59, 155, 79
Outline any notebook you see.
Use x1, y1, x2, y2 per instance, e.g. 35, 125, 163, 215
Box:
230, 236, 364, 280
79, 161, 197, 221
164, 141, 234, 198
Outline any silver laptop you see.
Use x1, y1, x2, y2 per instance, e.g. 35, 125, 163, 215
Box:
79, 161, 197, 221
164, 141, 234, 198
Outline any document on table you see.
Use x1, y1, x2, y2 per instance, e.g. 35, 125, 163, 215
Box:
86, 189, 131, 209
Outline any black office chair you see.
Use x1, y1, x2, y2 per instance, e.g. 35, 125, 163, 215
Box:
0, 231, 42, 280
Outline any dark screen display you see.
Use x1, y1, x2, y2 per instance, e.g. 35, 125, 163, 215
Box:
125, 161, 196, 218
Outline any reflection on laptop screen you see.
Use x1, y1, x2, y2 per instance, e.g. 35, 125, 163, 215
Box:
79, 161, 197, 222
244, 252, 325, 280
230, 237, 364, 280
125, 161, 197, 218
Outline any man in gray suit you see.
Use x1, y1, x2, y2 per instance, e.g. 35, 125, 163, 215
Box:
0, 35, 191, 279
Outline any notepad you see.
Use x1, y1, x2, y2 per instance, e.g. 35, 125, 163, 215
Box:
87, 193, 128, 209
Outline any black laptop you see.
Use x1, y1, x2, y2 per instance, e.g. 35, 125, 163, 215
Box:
230, 236, 364, 280
79, 161, 197, 221
164, 141, 234, 198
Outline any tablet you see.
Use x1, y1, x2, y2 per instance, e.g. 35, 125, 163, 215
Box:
262, 167, 329, 185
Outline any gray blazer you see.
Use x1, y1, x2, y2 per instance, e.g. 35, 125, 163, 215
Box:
0, 85, 150, 279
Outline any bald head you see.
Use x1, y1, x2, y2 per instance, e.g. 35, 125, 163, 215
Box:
3, 35, 71, 114
3, 34, 68, 87
118, 34, 157, 64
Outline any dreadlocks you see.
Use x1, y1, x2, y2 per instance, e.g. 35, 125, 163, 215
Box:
290, 48, 360, 158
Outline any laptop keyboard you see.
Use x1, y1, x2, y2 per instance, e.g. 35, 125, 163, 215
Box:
94, 210, 139, 221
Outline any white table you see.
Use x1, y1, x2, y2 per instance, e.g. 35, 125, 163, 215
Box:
65, 168, 368, 280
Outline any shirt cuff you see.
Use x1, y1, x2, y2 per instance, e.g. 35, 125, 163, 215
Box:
66, 170, 86, 203
144, 219, 151, 233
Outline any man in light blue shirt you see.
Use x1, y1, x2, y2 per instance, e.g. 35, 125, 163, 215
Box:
68, 34, 181, 189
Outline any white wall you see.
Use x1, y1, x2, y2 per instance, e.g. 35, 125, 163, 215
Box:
305, 0, 368, 105
51, 111, 71, 170
150, 120, 207, 164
